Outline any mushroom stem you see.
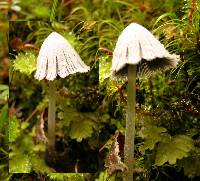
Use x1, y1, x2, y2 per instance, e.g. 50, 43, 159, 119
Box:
124, 65, 136, 181
48, 81, 56, 149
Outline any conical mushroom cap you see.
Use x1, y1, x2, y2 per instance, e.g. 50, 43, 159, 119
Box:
111, 23, 180, 80
35, 32, 90, 81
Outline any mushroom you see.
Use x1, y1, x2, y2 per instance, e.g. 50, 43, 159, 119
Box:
111, 23, 179, 181
35, 32, 90, 149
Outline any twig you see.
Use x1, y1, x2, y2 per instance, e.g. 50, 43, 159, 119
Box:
98, 47, 113, 56
36, 111, 48, 143
189, 0, 197, 23
25, 108, 38, 122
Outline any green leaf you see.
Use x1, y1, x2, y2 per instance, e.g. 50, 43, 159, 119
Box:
62, 107, 99, 142
50, 0, 58, 22
9, 117, 20, 143
0, 84, 8, 102
105, 79, 119, 96
111, 118, 124, 132
69, 119, 96, 142
48, 173, 85, 181
0, 104, 8, 132
178, 153, 200, 177
9, 154, 32, 173
13, 51, 36, 76
139, 124, 168, 151
95, 171, 116, 181
99, 56, 111, 85
99, 55, 119, 95
63, 108, 79, 127
31, 154, 55, 173
0, 84, 8, 91
0, 147, 8, 155
63, 32, 79, 48
155, 135, 194, 166
32, 6, 50, 19
153, 12, 178, 27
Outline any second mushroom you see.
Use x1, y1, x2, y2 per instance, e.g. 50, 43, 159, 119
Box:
111, 23, 179, 181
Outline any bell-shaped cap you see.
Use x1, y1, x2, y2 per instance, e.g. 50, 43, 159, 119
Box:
35, 32, 90, 81
111, 23, 180, 79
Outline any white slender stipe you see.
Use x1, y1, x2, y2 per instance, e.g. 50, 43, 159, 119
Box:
34, 32, 90, 150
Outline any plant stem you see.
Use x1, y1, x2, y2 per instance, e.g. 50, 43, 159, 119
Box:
50, 0, 58, 22
58, 0, 64, 21
48, 81, 56, 149
124, 65, 136, 181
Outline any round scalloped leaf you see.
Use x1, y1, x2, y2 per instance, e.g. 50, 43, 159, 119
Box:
13, 51, 36, 76
155, 135, 194, 166
9, 116, 20, 143
9, 154, 32, 173
69, 119, 96, 142
139, 124, 168, 151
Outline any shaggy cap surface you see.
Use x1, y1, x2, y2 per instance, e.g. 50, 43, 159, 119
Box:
35, 32, 90, 81
111, 23, 180, 80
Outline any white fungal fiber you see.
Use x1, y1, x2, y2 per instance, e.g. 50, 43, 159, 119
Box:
35, 32, 90, 81
111, 23, 180, 79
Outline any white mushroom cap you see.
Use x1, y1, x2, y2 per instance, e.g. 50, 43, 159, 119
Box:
35, 32, 90, 81
111, 23, 180, 79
